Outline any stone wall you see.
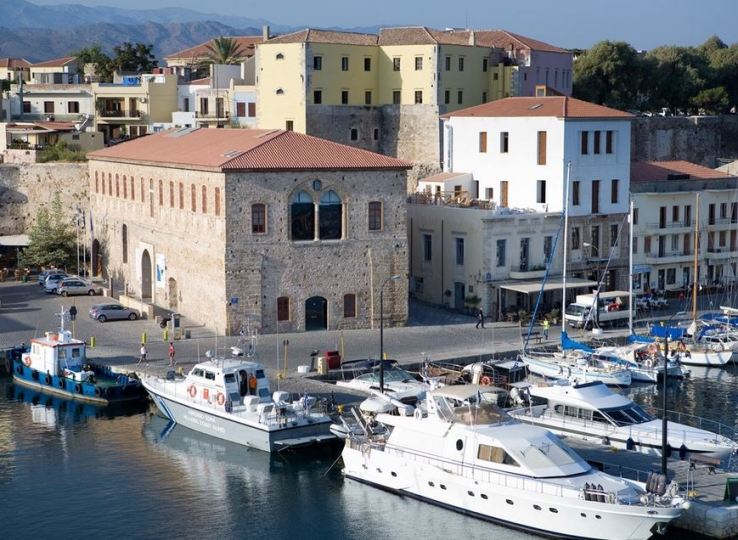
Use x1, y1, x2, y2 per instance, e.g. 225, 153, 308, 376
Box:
631, 115, 738, 167
0, 162, 88, 235
225, 169, 409, 334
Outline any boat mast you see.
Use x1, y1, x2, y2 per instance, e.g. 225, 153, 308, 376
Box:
628, 199, 634, 335
561, 161, 571, 334
692, 193, 700, 322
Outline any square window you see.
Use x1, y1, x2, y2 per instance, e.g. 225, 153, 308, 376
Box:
445, 56, 451, 71
457, 90, 463, 104
415, 56, 423, 70
414, 90, 423, 104
313, 56, 322, 70
581, 131, 588, 154
393, 57, 401, 71
364, 57, 371, 71
285, 120, 294, 131
423, 234, 432, 261
341, 56, 349, 71
313, 90, 322, 104
392, 90, 401, 104
455, 237, 464, 265
343, 294, 356, 318
350, 128, 358, 141
368, 201, 382, 230
252, 203, 266, 233
277, 296, 289, 321
373, 128, 379, 141
458, 57, 464, 71
482, 58, 488, 72
479, 131, 487, 153
341, 90, 349, 104
482, 91, 487, 102
606, 130, 614, 153
364, 91, 372, 105
537, 180, 546, 203
500, 131, 509, 153
444, 90, 450, 104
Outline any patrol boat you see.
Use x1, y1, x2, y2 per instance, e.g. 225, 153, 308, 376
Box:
141, 350, 336, 452
11, 307, 144, 405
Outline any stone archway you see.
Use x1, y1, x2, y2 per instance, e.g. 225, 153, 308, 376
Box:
141, 249, 152, 300
305, 296, 327, 331
168, 277, 178, 309
91, 239, 101, 276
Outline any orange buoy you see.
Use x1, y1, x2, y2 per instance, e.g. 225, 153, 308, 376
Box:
480, 375, 491, 386
216, 392, 225, 406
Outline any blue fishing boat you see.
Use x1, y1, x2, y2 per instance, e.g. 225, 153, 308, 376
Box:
11, 307, 145, 405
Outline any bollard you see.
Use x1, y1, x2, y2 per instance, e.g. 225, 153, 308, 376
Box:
141, 332, 147, 344
163, 329, 168, 342
89, 336, 96, 348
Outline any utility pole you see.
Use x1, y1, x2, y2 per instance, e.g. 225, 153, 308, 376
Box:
661, 334, 669, 475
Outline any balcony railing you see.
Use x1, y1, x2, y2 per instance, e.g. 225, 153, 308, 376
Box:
645, 220, 694, 229
196, 110, 229, 119
99, 109, 142, 118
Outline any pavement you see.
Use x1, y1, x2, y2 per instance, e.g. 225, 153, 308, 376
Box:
0, 280, 728, 374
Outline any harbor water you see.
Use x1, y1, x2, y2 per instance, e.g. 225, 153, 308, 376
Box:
2, 365, 735, 539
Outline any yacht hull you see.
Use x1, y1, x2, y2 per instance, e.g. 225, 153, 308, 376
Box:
143, 381, 333, 453
342, 445, 678, 540
680, 349, 733, 366
522, 355, 631, 386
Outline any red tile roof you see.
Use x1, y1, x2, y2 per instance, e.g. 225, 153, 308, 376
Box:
31, 56, 77, 68
266, 29, 378, 45
378, 27, 475, 46
88, 128, 411, 172
475, 30, 568, 54
442, 96, 632, 119
631, 161, 734, 182
420, 171, 470, 183
165, 36, 262, 60
0, 57, 31, 68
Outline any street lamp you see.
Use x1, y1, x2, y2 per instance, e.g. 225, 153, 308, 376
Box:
379, 274, 402, 393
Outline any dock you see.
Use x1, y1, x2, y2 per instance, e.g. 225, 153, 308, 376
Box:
568, 438, 738, 538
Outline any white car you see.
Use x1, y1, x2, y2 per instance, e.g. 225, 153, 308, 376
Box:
56, 277, 98, 297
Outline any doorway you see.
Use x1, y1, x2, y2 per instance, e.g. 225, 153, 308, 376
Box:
454, 282, 465, 310
168, 277, 178, 309
141, 249, 152, 300
305, 296, 327, 331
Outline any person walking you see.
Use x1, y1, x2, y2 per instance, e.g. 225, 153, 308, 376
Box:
168, 341, 176, 367
542, 318, 550, 340
476, 308, 485, 329
139, 343, 148, 365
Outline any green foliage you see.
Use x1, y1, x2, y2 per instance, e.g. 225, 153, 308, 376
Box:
204, 36, 246, 65
20, 195, 76, 269
76, 42, 156, 83
76, 44, 114, 83
37, 142, 87, 163
0, 79, 9, 92
573, 36, 738, 113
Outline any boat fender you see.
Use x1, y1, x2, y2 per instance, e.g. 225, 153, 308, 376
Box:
94, 387, 102, 397
15, 364, 22, 375
75, 383, 82, 394
216, 392, 225, 406
225, 400, 233, 413
414, 408, 423, 419
57, 378, 65, 389
602, 436, 610, 446
44, 373, 52, 385
31, 370, 39, 380
249, 376, 257, 390
187, 385, 196, 398
558, 365, 563, 374
679, 444, 688, 460
626, 437, 635, 451
480, 375, 491, 386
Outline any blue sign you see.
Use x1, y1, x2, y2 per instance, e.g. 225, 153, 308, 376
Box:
230, 297, 239, 305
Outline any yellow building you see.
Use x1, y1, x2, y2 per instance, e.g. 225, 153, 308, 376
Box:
92, 74, 178, 142
0, 58, 30, 83
256, 27, 523, 166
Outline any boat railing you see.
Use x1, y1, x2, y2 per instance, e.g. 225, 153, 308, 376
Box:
348, 438, 652, 506
644, 406, 738, 443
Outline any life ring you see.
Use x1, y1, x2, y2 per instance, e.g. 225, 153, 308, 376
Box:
249, 376, 257, 389
648, 343, 658, 355
45, 374, 52, 385
480, 375, 491, 386
22, 356, 31, 367
644, 359, 653, 369
678, 341, 687, 352
187, 385, 197, 398
216, 392, 225, 406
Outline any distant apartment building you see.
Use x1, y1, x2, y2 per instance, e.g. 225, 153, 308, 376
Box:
255, 27, 573, 170
230, 81, 257, 128
0, 58, 30, 83
92, 73, 178, 142
29, 56, 82, 84
631, 161, 738, 293
164, 35, 263, 79
8, 83, 94, 123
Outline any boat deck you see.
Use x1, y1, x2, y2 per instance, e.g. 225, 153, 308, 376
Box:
567, 438, 738, 538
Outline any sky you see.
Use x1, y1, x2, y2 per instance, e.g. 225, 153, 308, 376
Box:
36, 0, 738, 50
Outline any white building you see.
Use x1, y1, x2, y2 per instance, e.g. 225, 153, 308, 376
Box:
441, 96, 633, 217
631, 161, 738, 293
8, 84, 94, 122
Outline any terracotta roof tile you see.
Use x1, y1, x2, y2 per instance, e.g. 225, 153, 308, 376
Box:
88, 128, 411, 172
266, 29, 378, 45
31, 56, 77, 68
631, 161, 734, 182
474, 30, 568, 53
0, 57, 31, 68
442, 96, 632, 119
378, 27, 436, 45
165, 36, 262, 60
420, 171, 470, 182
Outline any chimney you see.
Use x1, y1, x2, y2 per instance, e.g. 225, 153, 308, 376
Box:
262, 25, 270, 41
468, 30, 475, 46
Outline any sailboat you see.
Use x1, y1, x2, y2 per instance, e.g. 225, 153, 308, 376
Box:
520, 162, 632, 387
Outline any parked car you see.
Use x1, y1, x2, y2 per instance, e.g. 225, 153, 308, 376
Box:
88, 304, 139, 322
44, 273, 69, 294
38, 269, 66, 286
57, 278, 98, 297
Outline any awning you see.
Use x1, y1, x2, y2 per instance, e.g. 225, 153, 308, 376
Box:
496, 276, 598, 295
0, 234, 29, 247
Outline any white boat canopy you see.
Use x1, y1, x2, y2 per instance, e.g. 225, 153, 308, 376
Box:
496, 276, 598, 295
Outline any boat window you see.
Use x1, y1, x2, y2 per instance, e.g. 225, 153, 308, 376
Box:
578, 408, 593, 421
193, 368, 204, 377
554, 404, 564, 415
564, 406, 579, 418
258, 387, 270, 398
603, 407, 638, 427
592, 410, 609, 423
477, 444, 520, 467
630, 405, 653, 422
452, 403, 507, 425
204, 371, 215, 381
71, 348, 81, 358
58, 348, 67, 359
256, 369, 265, 379
224, 373, 236, 383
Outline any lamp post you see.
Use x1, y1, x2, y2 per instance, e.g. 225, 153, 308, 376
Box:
379, 274, 402, 393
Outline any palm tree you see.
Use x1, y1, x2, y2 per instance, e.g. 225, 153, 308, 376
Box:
204, 36, 246, 65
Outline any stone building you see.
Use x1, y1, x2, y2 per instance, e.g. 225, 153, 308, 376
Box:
87, 128, 410, 334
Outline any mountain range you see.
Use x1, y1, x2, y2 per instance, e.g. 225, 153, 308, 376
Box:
0, 0, 387, 62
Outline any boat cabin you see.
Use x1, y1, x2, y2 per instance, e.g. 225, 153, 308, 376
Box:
22, 330, 88, 381
184, 359, 270, 409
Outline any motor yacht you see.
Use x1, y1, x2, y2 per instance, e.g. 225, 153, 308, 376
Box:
508, 381, 738, 460
335, 359, 428, 397
521, 348, 632, 386
591, 343, 686, 383
339, 384, 683, 539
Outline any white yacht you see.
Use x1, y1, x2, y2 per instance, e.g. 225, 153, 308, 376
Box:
521, 348, 633, 386
340, 384, 684, 540
592, 343, 686, 383
336, 360, 427, 399
508, 381, 738, 460
141, 357, 336, 452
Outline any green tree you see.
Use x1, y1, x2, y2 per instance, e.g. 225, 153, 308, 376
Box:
204, 36, 246, 65
20, 195, 76, 269
645, 46, 709, 113
691, 86, 730, 114
573, 41, 647, 110
112, 42, 157, 73
707, 45, 738, 110
75, 44, 114, 83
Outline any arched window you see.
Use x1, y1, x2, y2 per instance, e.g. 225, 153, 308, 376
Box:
343, 293, 356, 318
123, 175, 127, 199
191, 184, 196, 212
276, 88, 284, 95
215, 187, 221, 216
201, 185, 207, 213
291, 190, 314, 241
115, 174, 119, 197
319, 190, 342, 240
252, 203, 266, 233
368, 201, 382, 231
158, 180, 163, 206
169, 181, 174, 207
140, 178, 145, 202
179, 182, 184, 209
276, 53, 284, 60
277, 296, 289, 321
121, 224, 128, 263
94, 171, 99, 193
130, 177, 134, 200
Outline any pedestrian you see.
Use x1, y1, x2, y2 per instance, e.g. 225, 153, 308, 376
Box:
542, 318, 550, 340
168, 341, 176, 367
476, 308, 485, 329
139, 343, 147, 365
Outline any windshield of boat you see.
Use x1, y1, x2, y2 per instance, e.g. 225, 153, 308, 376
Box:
356, 365, 417, 384
434, 392, 510, 425
514, 434, 585, 471
601, 404, 654, 426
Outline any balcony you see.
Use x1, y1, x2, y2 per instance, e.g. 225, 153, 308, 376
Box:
196, 110, 229, 120
643, 220, 694, 232
707, 246, 738, 259
643, 250, 693, 265
98, 109, 143, 120
509, 266, 547, 279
